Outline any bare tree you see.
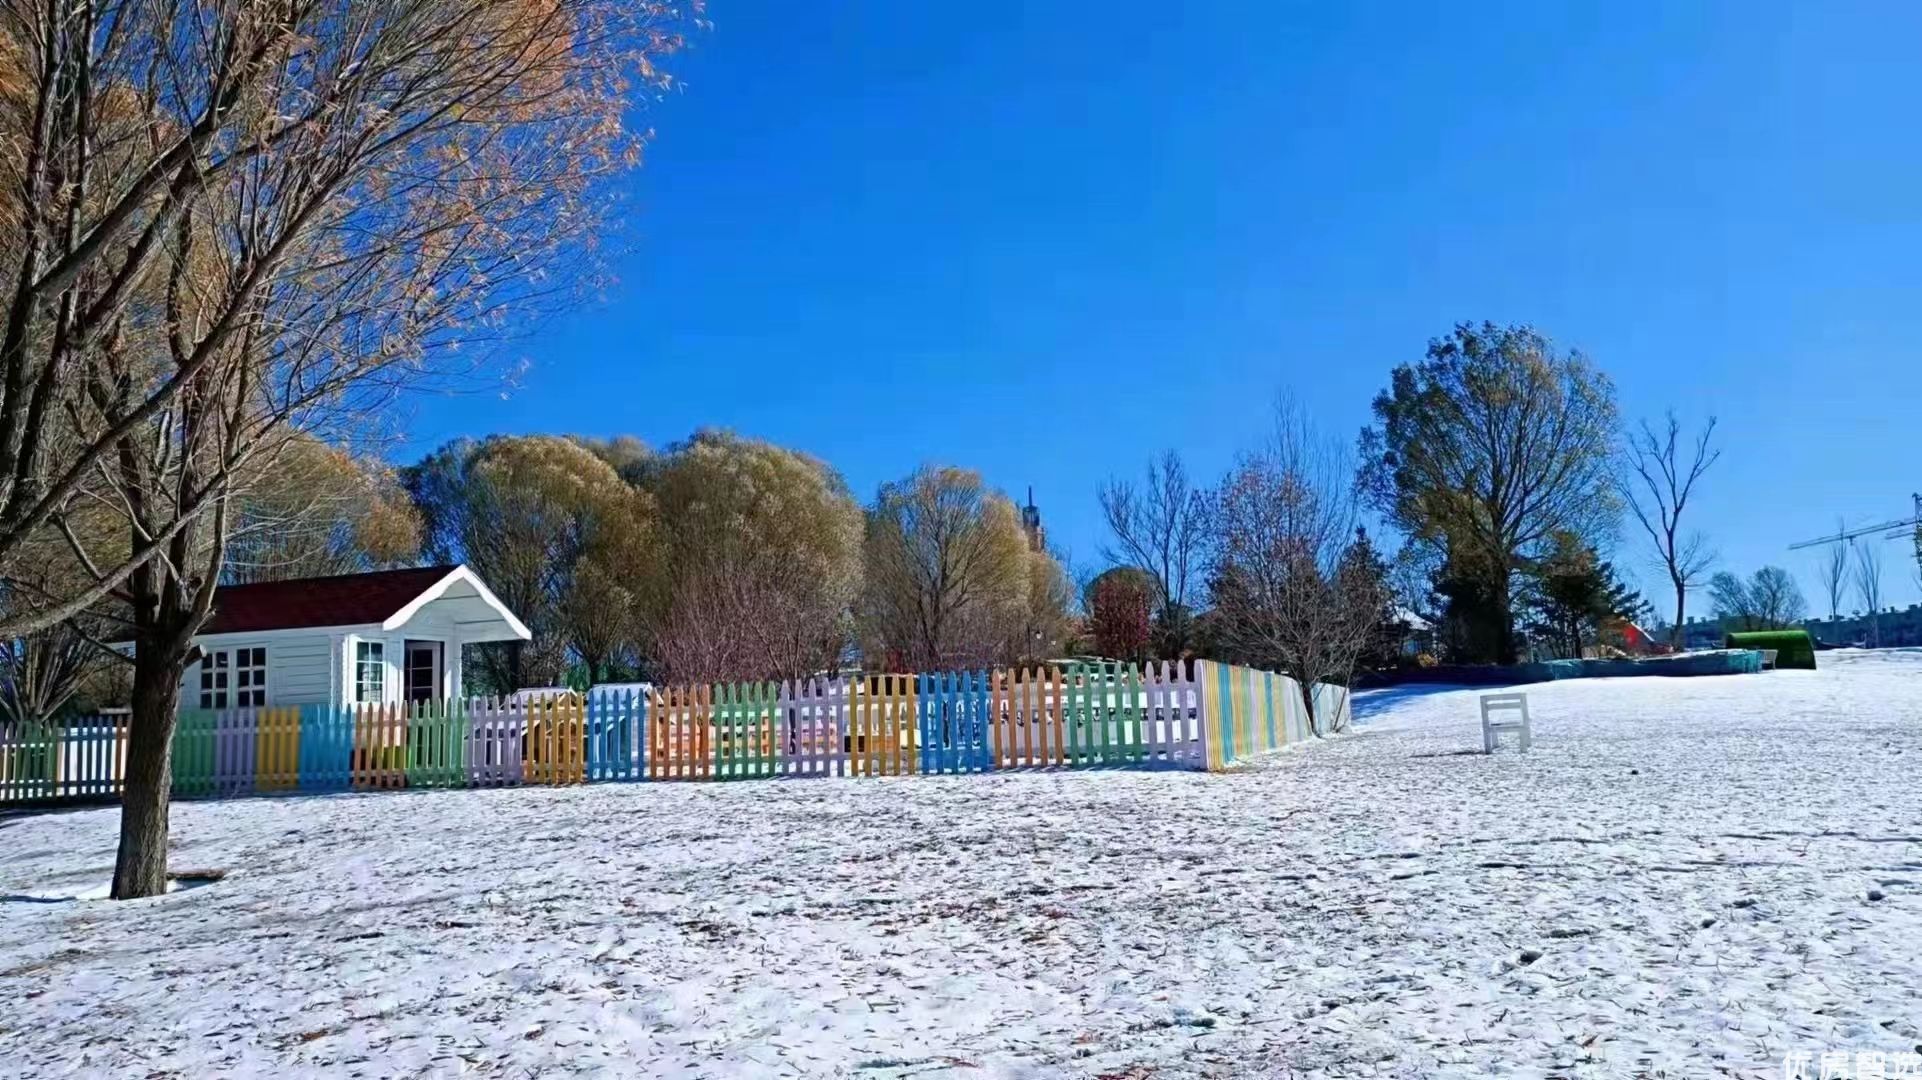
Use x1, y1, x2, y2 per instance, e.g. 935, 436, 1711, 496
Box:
1854, 544, 1884, 646
1098, 451, 1211, 657
0, 0, 699, 897
1619, 412, 1719, 648
1208, 399, 1385, 735
1818, 526, 1849, 621
1749, 566, 1807, 629
1710, 566, 1806, 633
1707, 571, 1757, 632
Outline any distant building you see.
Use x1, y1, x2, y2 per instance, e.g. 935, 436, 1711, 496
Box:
1679, 606, 1922, 650
1804, 606, 1922, 648
1021, 486, 1045, 552
1680, 615, 1729, 651
1391, 607, 1435, 658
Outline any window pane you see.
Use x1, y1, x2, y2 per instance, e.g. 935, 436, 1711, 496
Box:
355, 641, 384, 703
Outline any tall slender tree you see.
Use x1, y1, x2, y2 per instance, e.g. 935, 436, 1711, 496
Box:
1854, 545, 1885, 646
1818, 526, 1850, 621
1619, 412, 1719, 648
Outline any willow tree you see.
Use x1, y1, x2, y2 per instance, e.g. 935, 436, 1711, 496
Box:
223, 438, 421, 584
634, 430, 865, 684
0, 0, 699, 897
0, 504, 125, 728
1359, 323, 1619, 664
1015, 547, 1076, 664
407, 436, 657, 692
858, 466, 1040, 671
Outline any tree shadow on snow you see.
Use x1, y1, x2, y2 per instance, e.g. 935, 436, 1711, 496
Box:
1349, 683, 1485, 724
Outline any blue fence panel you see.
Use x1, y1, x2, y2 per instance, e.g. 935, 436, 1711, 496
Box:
297, 704, 346, 791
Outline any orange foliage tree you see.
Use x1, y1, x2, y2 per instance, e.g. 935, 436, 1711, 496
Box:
0, 0, 702, 896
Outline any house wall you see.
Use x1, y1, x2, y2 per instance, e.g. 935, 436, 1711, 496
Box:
182, 608, 481, 711
179, 628, 342, 709
339, 607, 464, 705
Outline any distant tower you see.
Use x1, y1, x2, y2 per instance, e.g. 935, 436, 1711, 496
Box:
1913, 493, 1921, 585
1021, 486, 1045, 552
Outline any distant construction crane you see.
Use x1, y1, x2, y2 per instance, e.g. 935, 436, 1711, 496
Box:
1788, 494, 1922, 571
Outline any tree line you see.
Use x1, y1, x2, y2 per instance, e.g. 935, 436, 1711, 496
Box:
1075, 322, 1867, 731
402, 431, 1075, 691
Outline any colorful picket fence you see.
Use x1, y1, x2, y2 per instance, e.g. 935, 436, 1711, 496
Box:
1198, 660, 1352, 770
0, 660, 1348, 806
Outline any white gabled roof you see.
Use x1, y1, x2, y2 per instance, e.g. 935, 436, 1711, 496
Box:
382, 565, 532, 643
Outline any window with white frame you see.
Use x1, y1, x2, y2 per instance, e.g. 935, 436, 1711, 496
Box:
355, 641, 385, 703
199, 646, 266, 709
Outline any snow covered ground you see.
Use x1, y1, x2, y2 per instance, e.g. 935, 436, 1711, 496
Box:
4, 650, 1920, 1079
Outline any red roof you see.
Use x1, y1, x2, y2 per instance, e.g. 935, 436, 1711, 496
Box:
200, 566, 460, 635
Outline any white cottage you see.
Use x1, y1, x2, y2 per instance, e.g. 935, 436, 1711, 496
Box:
183, 565, 531, 710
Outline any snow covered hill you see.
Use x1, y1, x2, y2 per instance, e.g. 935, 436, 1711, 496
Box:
3, 650, 1918, 1077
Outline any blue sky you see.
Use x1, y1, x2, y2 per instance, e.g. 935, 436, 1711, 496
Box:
400, 1, 1922, 612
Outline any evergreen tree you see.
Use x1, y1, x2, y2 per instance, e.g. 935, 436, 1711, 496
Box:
1338, 527, 1403, 669
1520, 532, 1646, 658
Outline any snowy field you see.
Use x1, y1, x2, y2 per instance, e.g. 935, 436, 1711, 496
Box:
3, 650, 1920, 1079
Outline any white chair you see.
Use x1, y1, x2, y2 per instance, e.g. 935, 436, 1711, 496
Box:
1760, 649, 1779, 671
1480, 693, 1531, 753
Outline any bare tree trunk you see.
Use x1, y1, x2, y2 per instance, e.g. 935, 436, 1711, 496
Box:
1672, 579, 1686, 650
111, 636, 187, 899
1296, 677, 1320, 737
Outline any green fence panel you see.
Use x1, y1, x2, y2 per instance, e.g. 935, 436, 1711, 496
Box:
171, 710, 215, 797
